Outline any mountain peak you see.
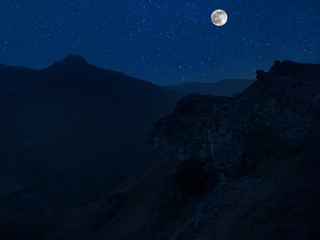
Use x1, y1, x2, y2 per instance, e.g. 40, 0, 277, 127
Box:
60, 54, 88, 65
46, 54, 91, 71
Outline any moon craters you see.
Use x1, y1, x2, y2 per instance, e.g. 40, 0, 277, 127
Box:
211, 9, 228, 26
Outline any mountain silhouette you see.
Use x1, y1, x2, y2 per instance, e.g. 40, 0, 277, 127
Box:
167, 79, 254, 96
0, 55, 183, 210
2, 60, 319, 240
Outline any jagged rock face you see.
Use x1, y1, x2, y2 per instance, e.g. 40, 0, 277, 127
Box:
149, 61, 320, 178
149, 95, 234, 162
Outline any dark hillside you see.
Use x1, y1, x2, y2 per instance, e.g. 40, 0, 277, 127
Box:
0, 54, 182, 207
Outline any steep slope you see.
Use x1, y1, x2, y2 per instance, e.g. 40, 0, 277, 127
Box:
45, 155, 180, 240
167, 79, 254, 96
0, 55, 183, 239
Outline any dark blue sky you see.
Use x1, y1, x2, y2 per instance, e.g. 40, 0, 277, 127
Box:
1, 0, 319, 85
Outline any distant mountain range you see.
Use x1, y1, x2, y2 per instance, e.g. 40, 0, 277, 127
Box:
167, 79, 254, 96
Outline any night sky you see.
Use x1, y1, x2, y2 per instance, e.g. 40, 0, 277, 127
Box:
1, 0, 320, 85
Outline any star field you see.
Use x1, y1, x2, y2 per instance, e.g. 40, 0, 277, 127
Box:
0, 0, 320, 85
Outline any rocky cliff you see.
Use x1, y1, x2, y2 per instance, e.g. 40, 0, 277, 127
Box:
150, 60, 320, 178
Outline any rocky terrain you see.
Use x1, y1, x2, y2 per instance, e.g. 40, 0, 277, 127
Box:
44, 60, 320, 240
151, 61, 320, 178
147, 60, 320, 239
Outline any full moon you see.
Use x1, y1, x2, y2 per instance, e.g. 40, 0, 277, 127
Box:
211, 9, 228, 26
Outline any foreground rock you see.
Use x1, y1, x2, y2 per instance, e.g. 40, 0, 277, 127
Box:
145, 61, 320, 239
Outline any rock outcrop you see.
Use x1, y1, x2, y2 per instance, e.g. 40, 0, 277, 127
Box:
145, 61, 320, 240
149, 61, 320, 178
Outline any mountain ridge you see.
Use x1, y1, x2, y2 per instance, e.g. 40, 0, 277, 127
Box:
167, 78, 254, 96
0, 55, 183, 208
